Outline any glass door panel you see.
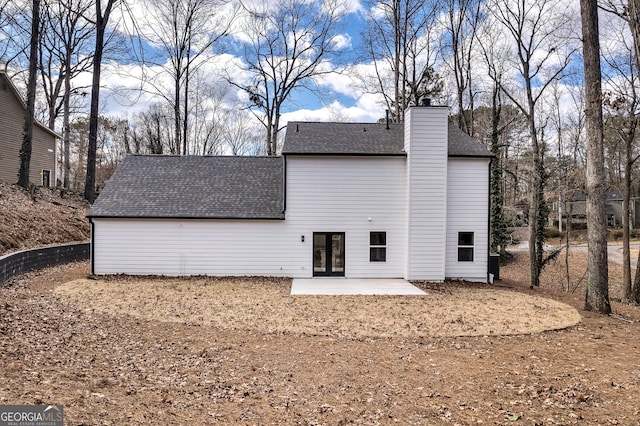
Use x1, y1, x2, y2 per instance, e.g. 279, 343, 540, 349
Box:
313, 232, 345, 276
313, 233, 327, 273
331, 233, 344, 273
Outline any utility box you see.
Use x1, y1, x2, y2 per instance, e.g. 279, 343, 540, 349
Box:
489, 253, 500, 281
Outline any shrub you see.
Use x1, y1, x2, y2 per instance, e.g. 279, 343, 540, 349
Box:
544, 227, 562, 238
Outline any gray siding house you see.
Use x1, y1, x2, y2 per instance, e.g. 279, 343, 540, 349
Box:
0, 70, 58, 186
88, 105, 493, 282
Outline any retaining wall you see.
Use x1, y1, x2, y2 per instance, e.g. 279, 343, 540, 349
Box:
0, 242, 90, 285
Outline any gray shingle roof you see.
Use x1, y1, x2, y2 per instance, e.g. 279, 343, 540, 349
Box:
89, 121, 491, 219
447, 126, 494, 158
282, 122, 405, 155
87, 155, 284, 219
282, 121, 493, 158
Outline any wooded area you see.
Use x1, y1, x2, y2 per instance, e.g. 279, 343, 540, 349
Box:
2, 0, 640, 308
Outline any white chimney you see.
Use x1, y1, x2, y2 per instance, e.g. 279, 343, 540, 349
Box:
405, 105, 449, 281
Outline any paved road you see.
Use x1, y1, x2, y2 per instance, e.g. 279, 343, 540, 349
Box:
509, 241, 640, 266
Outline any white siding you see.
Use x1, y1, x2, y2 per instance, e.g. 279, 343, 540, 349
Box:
285, 156, 407, 278
405, 107, 449, 281
92, 156, 407, 278
445, 158, 490, 282
92, 219, 302, 276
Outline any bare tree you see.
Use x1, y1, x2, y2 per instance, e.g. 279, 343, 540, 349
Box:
581, 0, 611, 313
222, 111, 264, 156
0, 1, 31, 71
627, 0, 640, 75
477, 17, 512, 257
189, 77, 228, 156
135, 103, 175, 154
600, 21, 640, 303
600, 1, 640, 305
488, 0, 576, 288
232, 0, 345, 155
84, 0, 116, 202
0, 0, 13, 54
17, 0, 40, 189
360, 0, 441, 122
441, 0, 482, 135
39, 0, 94, 188
140, 0, 235, 156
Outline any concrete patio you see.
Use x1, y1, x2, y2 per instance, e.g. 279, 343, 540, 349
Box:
290, 278, 426, 295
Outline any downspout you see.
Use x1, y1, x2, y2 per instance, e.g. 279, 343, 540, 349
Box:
282, 155, 287, 214
90, 218, 95, 275
487, 158, 492, 283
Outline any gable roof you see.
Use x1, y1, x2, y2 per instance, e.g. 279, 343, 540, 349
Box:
447, 126, 494, 158
87, 155, 285, 219
282, 121, 492, 157
0, 70, 61, 139
282, 122, 405, 155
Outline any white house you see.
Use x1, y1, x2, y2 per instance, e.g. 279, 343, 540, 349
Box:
87, 105, 493, 282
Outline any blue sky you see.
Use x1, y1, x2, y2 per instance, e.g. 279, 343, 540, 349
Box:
90, 0, 391, 126
87, 0, 634, 133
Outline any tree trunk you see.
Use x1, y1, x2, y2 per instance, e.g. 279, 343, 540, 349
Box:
84, 26, 103, 202
84, 0, 114, 203
489, 83, 507, 256
182, 39, 191, 156
581, 0, 611, 314
634, 237, 640, 304
271, 112, 281, 156
629, 0, 640, 78
18, 0, 41, 189
627, 0, 640, 304
528, 121, 543, 288
393, 0, 401, 123
63, 59, 71, 188
265, 114, 274, 156
565, 200, 572, 292
623, 151, 632, 301
174, 72, 181, 155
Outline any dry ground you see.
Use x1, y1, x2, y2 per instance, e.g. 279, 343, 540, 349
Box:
0, 182, 89, 255
54, 277, 580, 339
1, 251, 640, 425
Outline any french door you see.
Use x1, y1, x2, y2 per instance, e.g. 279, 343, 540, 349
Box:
313, 232, 345, 277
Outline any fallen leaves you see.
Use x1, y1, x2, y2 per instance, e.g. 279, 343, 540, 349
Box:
0, 182, 89, 255
54, 276, 581, 338
0, 254, 639, 425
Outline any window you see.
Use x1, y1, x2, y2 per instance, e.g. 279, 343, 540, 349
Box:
458, 232, 474, 262
370, 231, 386, 262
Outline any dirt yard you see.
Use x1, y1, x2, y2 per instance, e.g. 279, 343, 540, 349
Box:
0, 182, 89, 255
1, 252, 640, 425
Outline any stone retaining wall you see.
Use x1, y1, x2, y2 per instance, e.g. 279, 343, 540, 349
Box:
0, 242, 90, 285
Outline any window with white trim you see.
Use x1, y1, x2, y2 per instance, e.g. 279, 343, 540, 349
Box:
457, 232, 474, 262
369, 231, 386, 262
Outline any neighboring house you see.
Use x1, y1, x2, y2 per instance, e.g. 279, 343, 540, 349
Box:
88, 105, 493, 282
562, 189, 632, 228
0, 70, 59, 187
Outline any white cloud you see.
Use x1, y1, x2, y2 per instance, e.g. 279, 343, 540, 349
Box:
332, 33, 353, 50
281, 96, 384, 127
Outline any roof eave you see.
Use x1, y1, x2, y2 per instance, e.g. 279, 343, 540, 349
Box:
87, 214, 286, 220
282, 152, 407, 157
1, 71, 62, 139
447, 154, 495, 158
